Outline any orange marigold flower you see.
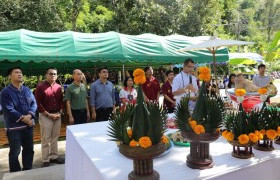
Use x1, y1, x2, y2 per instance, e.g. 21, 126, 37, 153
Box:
139, 136, 152, 148
254, 130, 263, 140
193, 125, 205, 135
222, 130, 228, 138
260, 129, 266, 136
225, 131, 234, 141
198, 67, 211, 81
249, 133, 258, 143
161, 135, 168, 144
277, 127, 280, 136
216, 128, 220, 132
189, 120, 197, 129
235, 89, 246, 96
127, 127, 132, 138
266, 129, 278, 140
129, 140, 139, 147
133, 69, 146, 85
198, 74, 211, 81
238, 134, 249, 145
258, 88, 268, 95
199, 67, 210, 74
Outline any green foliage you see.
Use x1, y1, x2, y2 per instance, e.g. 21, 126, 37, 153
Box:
192, 82, 224, 133
259, 103, 280, 130
266, 31, 280, 62
175, 97, 192, 132
108, 104, 134, 144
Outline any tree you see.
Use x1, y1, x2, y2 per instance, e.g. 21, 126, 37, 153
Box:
0, 0, 65, 31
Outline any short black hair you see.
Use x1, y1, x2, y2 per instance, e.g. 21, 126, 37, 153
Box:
165, 70, 174, 76
144, 66, 152, 72
7, 67, 22, 76
46, 67, 57, 74
98, 67, 108, 73
258, 64, 266, 69
124, 76, 133, 87
184, 58, 194, 66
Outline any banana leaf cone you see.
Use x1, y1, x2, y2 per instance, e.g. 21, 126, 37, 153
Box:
192, 81, 207, 121
131, 85, 152, 141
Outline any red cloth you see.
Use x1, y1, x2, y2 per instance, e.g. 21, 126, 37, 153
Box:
161, 81, 175, 109
142, 76, 160, 102
230, 95, 262, 112
35, 81, 64, 113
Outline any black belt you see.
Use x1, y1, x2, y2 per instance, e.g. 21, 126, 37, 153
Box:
97, 107, 113, 111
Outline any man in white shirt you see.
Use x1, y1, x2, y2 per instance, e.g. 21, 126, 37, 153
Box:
172, 58, 198, 111
253, 64, 271, 88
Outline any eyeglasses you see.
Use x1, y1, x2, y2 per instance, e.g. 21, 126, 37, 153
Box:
49, 73, 57, 76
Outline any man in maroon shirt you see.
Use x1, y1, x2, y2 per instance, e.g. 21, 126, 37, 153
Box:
142, 67, 160, 102
162, 70, 176, 113
35, 68, 64, 167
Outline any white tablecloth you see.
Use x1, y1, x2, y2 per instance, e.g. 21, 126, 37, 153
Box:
65, 122, 280, 180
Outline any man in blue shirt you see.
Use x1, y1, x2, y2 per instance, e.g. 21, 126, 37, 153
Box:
90, 67, 115, 122
0, 67, 37, 172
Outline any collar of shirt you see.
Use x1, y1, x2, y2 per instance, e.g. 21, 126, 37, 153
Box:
97, 79, 108, 84
124, 87, 134, 92
44, 81, 57, 86
73, 82, 83, 87
9, 84, 23, 92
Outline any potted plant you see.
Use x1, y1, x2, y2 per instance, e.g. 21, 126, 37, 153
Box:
108, 68, 168, 180
175, 67, 224, 169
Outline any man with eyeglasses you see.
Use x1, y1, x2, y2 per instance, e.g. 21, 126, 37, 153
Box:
64, 69, 90, 124
172, 58, 198, 111
35, 68, 64, 167
0, 67, 37, 172
90, 67, 115, 122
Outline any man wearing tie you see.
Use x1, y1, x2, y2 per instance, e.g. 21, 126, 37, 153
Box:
172, 58, 198, 111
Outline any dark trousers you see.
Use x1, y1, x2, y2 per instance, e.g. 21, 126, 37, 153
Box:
6, 127, 34, 172
96, 107, 113, 122
71, 109, 87, 124
167, 107, 175, 114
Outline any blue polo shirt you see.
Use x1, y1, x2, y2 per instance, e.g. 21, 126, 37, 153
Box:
90, 79, 115, 109
0, 84, 37, 130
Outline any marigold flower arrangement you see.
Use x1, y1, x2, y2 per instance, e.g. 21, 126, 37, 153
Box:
108, 68, 168, 148
176, 66, 224, 135
223, 108, 262, 145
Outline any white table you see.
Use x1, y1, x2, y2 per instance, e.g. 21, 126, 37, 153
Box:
65, 122, 280, 180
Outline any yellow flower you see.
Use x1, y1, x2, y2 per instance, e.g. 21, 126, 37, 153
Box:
225, 131, 234, 141
258, 88, 268, 95
161, 135, 168, 144
235, 89, 246, 96
216, 128, 220, 132
193, 125, 205, 135
222, 130, 228, 138
254, 130, 263, 140
189, 120, 197, 129
129, 140, 139, 147
249, 133, 258, 143
127, 127, 132, 138
238, 134, 249, 144
260, 129, 266, 136
198, 67, 211, 81
133, 69, 146, 85
139, 136, 152, 148
266, 129, 278, 140
277, 127, 280, 136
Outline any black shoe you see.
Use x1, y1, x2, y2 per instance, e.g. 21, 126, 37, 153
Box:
50, 158, 65, 164
42, 162, 50, 167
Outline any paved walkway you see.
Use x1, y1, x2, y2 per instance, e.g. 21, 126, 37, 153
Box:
0, 141, 66, 180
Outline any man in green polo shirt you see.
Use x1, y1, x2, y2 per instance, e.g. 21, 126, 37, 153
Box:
64, 69, 90, 124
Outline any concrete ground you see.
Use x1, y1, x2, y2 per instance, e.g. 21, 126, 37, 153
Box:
0, 141, 65, 180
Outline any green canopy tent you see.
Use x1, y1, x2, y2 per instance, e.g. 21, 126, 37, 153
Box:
0, 29, 229, 75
